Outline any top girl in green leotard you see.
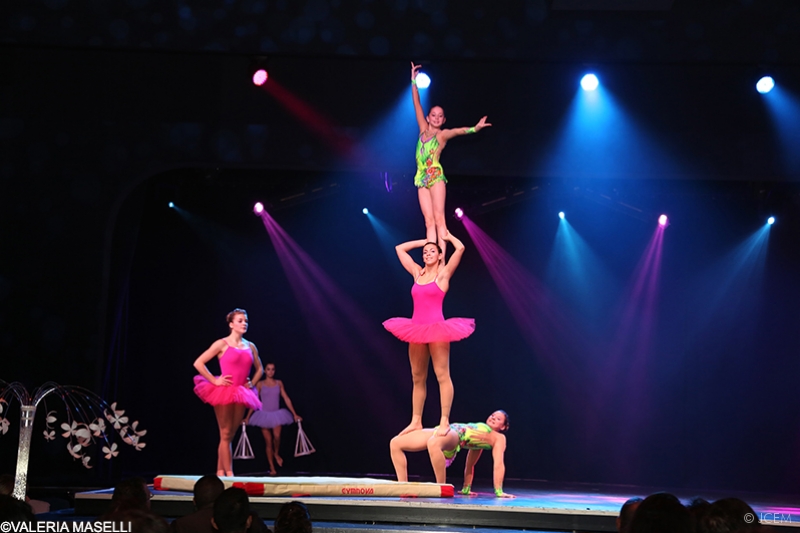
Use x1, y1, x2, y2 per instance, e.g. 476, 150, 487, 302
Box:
410, 62, 491, 257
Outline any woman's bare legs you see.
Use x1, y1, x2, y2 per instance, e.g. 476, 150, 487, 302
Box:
429, 181, 448, 258
214, 403, 246, 476
273, 425, 284, 467
398, 343, 430, 436
418, 187, 437, 245
429, 341, 453, 437
390, 429, 435, 481
261, 428, 277, 475
427, 428, 460, 484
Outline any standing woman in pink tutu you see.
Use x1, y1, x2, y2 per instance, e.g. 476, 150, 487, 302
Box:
193, 308, 264, 477
243, 362, 302, 476
383, 232, 475, 437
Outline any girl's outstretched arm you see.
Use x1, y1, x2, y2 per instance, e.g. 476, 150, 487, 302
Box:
491, 434, 514, 498
440, 116, 492, 142
460, 449, 483, 495
411, 62, 428, 133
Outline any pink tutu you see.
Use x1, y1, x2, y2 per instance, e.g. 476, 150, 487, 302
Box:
382, 317, 475, 344
193, 376, 263, 410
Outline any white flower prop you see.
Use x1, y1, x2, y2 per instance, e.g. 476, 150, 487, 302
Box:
130, 421, 147, 437
105, 403, 129, 430
0, 380, 149, 495
90, 418, 106, 436
67, 443, 83, 459
103, 443, 119, 459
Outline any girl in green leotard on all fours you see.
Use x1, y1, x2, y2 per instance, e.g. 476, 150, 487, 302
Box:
410, 61, 491, 258
390, 410, 514, 498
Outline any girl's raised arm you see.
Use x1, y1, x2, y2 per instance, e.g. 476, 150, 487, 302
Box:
411, 62, 428, 133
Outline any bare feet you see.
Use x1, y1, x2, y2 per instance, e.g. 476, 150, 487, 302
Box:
216, 470, 226, 477
397, 421, 423, 436
275, 454, 284, 467
434, 418, 450, 437
434, 426, 451, 437
225, 470, 234, 477
269, 469, 277, 476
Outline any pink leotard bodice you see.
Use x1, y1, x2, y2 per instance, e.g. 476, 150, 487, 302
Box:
410, 279, 446, 324
219, 344, 254, 387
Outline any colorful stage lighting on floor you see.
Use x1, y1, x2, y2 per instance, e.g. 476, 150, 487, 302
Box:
362, 208, 369, 215
168, 202, 175, 208
756, 76, 774, 94
558, 211, 565, 219
658, 214, 668, 226
252, 69, 268, 86
416, 73, 431, 89
768, 216, 775, 225
254, 202, 264, 214
580, 74, 599, 91
454, 207, 464, 219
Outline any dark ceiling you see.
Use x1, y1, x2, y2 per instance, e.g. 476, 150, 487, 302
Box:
2, 0, 799, 65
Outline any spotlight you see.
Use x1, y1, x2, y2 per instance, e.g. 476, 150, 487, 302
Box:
581, 73, 599, 91
454, 207, 464, 220
168, 202, 175, 208
254, 202, 264, 214
362, 208, 369, 215
416, 73, 431, 90
756, 76, 774, 94
250, 56, 269, 86
658, 214, 668, 226
558, 211, 565, 219
252, 69, 268, 86
767, 216, 775, 225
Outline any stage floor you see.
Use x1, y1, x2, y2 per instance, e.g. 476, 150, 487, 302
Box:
73, 478, 800, 532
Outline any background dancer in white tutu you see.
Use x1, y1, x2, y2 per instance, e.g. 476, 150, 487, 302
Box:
244, 363, 302, 475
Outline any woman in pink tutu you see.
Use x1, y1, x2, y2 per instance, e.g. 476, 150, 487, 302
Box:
243, 362, 302, 475
193, 308, 264, 477
383, 232, 474, 437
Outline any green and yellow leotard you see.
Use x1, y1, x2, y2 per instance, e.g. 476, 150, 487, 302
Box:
414, 133, 447, 189
441, 422, 493, 467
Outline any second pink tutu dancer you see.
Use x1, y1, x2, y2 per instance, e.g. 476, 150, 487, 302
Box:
383, 232, 474, 437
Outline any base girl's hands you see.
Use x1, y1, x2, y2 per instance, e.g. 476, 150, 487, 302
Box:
411, 62, 422, 81
474, 116, 492, 132
214, 374, 233, 386
294, 415, 303, 422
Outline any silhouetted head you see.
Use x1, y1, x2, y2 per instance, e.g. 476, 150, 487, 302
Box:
193, 474, 224, 509
213, 487, 252, 533
274, 500, 312, 533
617, 497, 643, 533
629, 492, 691, 533
111, 477, 151, 512
698, 497, 759, 533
